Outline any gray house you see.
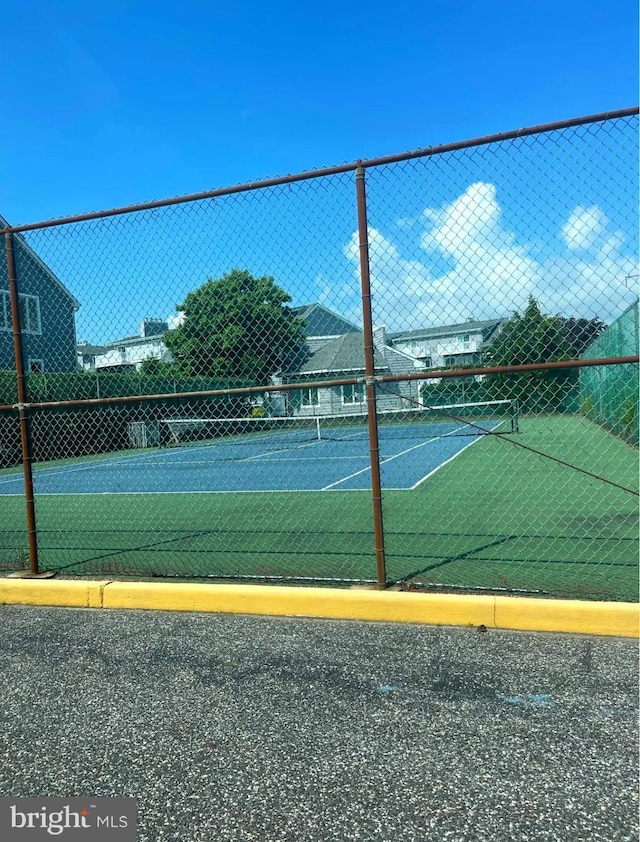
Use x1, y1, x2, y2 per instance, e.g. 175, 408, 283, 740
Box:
282, 306, 424, 416
0, 217, 79, 373
291, 303, 361, 351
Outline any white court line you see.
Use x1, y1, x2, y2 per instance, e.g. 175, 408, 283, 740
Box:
0, 441, 228, 485
0, 436, 325, 486
0, 447, 181, 485
209, 428, 366, 465
321, 425, 473, 491
141, 454, 368, 466
0, 425, 494, 493
410, 420, 504, 489
0, 486, 419, 496
410, 435, 485, 489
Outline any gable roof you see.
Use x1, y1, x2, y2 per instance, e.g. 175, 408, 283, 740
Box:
292, 303, 360, 338
291, 332, 374, 374
388, 318, 504, 343
289, 331, 421, 376
0, 214, 80, 310
77, 343, 108, 356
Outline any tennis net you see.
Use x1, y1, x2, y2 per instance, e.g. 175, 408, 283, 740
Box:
155, 399, 518, 448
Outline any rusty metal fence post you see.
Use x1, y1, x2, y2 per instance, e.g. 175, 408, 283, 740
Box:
355, 164, 387, 588
5, 232, 39, 574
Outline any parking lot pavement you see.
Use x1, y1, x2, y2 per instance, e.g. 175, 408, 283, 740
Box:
0, 605, 637, 842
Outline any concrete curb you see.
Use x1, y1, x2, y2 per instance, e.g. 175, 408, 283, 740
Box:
0, 579, 637, 637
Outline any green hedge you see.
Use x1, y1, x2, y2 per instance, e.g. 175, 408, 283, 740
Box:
0, 370, 254, 405
0, 371, 257, 467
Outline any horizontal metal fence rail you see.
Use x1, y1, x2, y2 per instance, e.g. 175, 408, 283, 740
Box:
0, 107, 637, 600
1, 356, 636, 414
0, 108, 636, 235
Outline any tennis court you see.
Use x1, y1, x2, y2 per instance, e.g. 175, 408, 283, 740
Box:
0, 413, 503, 495
0, 412, 637, 601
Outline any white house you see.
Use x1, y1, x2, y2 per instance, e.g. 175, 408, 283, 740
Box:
77, 319, 173, 372
388, 318, 506, 369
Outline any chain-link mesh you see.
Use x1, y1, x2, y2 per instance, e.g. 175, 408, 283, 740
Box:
0, 110, 637, 598
365, 112, 639, 601
580, 301, 639, 445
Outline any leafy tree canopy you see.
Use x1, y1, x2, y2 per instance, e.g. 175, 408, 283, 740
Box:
419, 300, 608, 412
483, 297, 574, 412
164, 269, 305, 383
139, 358, 176, 376
557, 316, 607, 358
485, 297, 572, 367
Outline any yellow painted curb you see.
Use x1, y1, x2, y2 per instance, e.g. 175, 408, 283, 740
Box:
0, 578, 109, 609
0, 579, 637, 637
495, 595, 640, 637
102, 582, 497, 627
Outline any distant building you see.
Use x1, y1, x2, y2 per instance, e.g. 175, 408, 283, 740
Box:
78, 319, 172, 372
77, 342, 109, 371
388, 318, 506, 369
0, 214, 80, 373
280, 305, 424, 416
290, 303, 361, 352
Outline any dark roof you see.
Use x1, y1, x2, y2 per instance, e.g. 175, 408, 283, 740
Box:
292, 303, 360, 338
77, 343, 108, 356
388, 318, 505, 342
289, 332, 421, 375
291, 333, 375, 374
0, 214, 80, 310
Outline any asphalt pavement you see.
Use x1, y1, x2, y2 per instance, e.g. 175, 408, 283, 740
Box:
0, 605, 637, 841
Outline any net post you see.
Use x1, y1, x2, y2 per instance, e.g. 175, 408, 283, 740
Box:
316, 416, 321, 441
5, 232, 39, 575
355, 164, 387, 588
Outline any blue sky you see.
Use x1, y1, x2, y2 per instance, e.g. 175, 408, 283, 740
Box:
1, 0, 638, 343
1, 0, 637, 223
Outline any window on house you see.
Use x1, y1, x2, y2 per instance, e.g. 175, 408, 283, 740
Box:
342, 383, 365, 405
19, 294, 41, 334
445, 353, 477, 366
0, 292, 42, 333
28, 359, 44, 374
301, 387, 319, 407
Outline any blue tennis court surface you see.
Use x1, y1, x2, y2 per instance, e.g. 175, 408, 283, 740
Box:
0, 422, 500, 495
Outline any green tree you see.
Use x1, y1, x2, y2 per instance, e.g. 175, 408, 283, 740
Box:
139, 358, 176, 376
558, 316, 607, 358
164, 269, 305, 383
484, 297, 574, 412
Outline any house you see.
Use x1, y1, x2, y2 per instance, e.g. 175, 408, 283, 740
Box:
77, 342, 109, 371
0, 216, 80, 373
280, 305, 424, 416
79, 319, 173, 372
290, 303, 361, 352
388, 318, 506, 369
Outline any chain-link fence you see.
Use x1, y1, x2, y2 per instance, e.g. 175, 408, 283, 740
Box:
1, 108, 638, 600
580, 300, 639, 446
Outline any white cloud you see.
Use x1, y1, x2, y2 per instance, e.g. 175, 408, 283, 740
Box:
341, 182, 637, 329
562, 205, 607, 252
395, 217, 416, 229
343, 227, 434, 327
